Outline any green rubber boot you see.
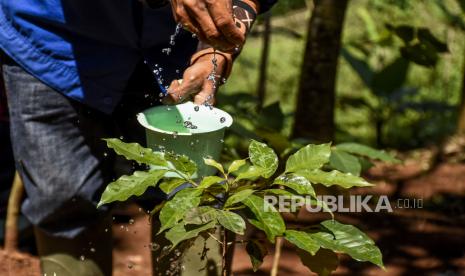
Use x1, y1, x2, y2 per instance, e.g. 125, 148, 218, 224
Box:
34, 217, 112, 276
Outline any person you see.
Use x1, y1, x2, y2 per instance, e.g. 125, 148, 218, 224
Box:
0, 0, 276, 275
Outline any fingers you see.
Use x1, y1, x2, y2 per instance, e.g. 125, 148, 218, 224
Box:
172, 0, 244, 52
165, 73, 217, 105
165, 73, 203, 104
193, 80, 216, 105
205, 0, 245, 46
172, 1, 201, 35
184, 1, 232, 51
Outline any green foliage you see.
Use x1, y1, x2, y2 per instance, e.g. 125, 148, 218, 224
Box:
99, 139, 387, 274
97, 170, 166, 208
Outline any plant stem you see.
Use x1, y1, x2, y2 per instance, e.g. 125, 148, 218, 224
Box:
5, 172, 24, 252
222, 228, 228, 276
270, 237, 283, 276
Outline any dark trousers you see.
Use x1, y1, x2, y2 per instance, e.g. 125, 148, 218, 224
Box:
2, 56, 163, 238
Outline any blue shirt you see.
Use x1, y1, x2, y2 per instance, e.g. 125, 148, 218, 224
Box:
0, 0, 276, 113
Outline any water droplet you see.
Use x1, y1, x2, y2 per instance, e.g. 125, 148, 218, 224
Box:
159, 92, 164, 97
173, 131, 178, 139
194, 106, 199, 112
162, 48, 172, 55
90, 247, 96, 253
128, 262, 134, 269
175, 69, 180, 74
150, 242, 160, 251
220, 117, 226, 123
80, 255, 85, 261
103, 152, 108, 157
104, 228, 109, 232
120, 225, 124, 230
129, 219, 135, 225
220, 139, 224, 143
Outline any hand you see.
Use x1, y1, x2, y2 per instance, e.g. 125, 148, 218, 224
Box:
170, 0, 245, 52
164, 54, 226, 105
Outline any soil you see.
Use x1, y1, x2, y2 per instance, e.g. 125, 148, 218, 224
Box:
0, 250, 40, 276
2, 156, 464, 275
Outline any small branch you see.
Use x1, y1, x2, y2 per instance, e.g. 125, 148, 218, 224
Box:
270, 237, 283, 276
208, 232, 224, 245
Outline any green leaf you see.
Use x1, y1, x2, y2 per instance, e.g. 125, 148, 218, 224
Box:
158, 188, 202, 233
246, 240, 268, 272
204, 158, 225, 175
228, 159, 247, 174
224, 189, 255, 208
284, 230, 320, 255
336, 143, 399, 163
297, 248, 339, 276
386, 24, 415, 43
216, 210, 246, 235
316, 220, 384, 268
286, 143, 331, 173
235, 166, 267, 182
242, 195, 285, 242
273, 174, 316, 197
197, 176, 225, 190
372, 57, 410, 96
159, 178, 186, 194
165, 152, 197, 177
401, 42, 438, 67
165, 221, 216, 249
418, 28, 448, 53
341, 48, 374, 87
249, 140, 278, 178
104, 138, 167, 166
98, 170, 166, 208
298, 170, 373, 189
184, 206, 217, 225
256, 102, 285, 131
329, 149, 362, 176
265, 189, 299, 197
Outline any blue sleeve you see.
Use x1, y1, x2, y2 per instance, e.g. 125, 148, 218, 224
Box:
258, 0, 278, 13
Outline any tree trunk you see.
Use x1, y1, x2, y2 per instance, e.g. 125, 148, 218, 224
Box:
292, 0, 349, 142
257, 12, 272, 110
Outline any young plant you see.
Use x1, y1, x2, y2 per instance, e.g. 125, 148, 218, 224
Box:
98, 138, 386, 275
